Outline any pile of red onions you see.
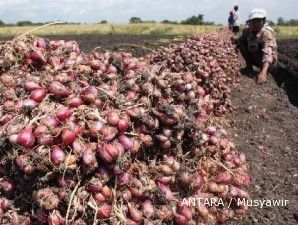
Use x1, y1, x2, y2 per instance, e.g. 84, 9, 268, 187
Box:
0, 30, 249, 225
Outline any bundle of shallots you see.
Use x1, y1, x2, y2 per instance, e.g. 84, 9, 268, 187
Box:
0, 30, 249, 225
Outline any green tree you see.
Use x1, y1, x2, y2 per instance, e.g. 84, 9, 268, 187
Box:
277, 17, 285, 25
100, 20, 108, 24
143, 20, 156, 23
0, 20, 5, 26
267, 20, 275, 26
17, 20, 33, 26
181, 14, 205, 25
287, 19, 298, 26
161, 20, 178, 24
197, 14, 204, 24
276, 17, 298, 26
129, 17, 142, 24
204, 21, 215, 25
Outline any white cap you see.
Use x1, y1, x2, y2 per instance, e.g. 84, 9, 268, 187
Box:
247, 8, 267, 21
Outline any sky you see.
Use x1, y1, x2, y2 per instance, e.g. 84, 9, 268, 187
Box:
0, 0, 297, 25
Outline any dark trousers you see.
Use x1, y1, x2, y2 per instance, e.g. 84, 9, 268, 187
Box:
237, 39, 262, 68
232, 26, 240, 33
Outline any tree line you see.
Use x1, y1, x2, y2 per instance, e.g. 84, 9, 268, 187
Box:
0, 20, 80, 26
263, 17, 298, 26
275, 17, 298, 26
129, 14, 214, 25
0, 15, 297, 27
0, 14, 213, 26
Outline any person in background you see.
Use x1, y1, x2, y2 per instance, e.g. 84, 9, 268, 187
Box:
237, 8, 278, 84
228, 11, 234, 31
232, 5, 240, 33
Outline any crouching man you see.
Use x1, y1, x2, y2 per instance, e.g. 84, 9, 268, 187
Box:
237, 8, 278, 84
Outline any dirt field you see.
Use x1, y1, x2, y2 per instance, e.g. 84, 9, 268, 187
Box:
1, 35, 297, 224
278, 39, 298, 72
276, 39, 298, 106
226, 72, 297, 225
229, 39, 298, 225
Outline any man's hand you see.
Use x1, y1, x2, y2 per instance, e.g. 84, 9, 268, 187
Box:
257, 71, 267, 85
257, 62, 270, 85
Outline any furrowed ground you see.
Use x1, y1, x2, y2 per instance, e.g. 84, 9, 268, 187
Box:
0, 33, 297, 224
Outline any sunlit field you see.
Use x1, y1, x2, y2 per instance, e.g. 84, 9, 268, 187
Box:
0, 23, 219, 37
273, 26, 298, 39
0, 23, 296, 39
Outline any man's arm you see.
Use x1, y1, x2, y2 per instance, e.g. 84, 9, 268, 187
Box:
257, 62, 270, 84
257, 29, 276, 84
